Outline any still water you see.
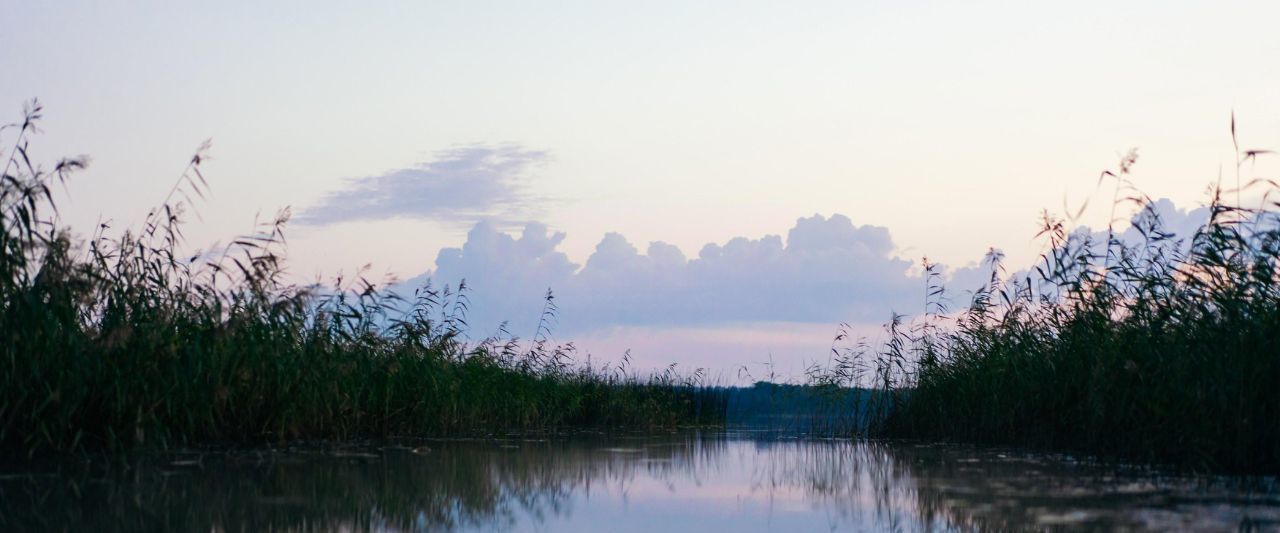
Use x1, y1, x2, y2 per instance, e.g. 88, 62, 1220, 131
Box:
2, 430, 1278, 531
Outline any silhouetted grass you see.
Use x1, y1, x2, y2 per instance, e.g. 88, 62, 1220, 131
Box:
0, 101, 722, 456
859, 126, 1280, 472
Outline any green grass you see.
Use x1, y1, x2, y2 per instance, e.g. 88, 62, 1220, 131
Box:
0, 101, 722, 456
865, 141, 1280, 472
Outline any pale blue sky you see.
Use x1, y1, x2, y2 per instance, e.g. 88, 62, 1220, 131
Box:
4, 1, 1279, 374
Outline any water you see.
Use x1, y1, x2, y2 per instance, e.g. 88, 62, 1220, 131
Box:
2, 430, 1278, 531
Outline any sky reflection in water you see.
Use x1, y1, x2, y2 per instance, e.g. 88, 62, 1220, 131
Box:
2, 430, 1278, 531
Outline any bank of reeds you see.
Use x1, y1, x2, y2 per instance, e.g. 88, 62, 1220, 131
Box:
858, 132, 1280, 472
0, 102, 722, 456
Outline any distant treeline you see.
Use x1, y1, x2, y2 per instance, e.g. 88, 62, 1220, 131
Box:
719, 382, 881, 434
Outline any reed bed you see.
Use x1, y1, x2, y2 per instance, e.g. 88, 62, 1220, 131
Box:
0, 101, 722, 456
853, 133, 1280, 472
11, 97, 1276, 471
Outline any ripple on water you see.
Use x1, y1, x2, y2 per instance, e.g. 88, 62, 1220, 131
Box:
0, 433, 1276, 532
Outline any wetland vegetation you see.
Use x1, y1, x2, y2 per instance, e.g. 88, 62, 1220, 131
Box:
0, 102, 723, 457
4, 100, 1279, 480
868, 145, 1280, 473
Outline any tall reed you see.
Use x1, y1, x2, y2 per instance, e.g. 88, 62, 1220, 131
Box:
862, 128, 1280, 472
0, 101, 723, 456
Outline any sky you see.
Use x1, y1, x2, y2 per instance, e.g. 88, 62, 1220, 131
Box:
3, 1, 1280, 378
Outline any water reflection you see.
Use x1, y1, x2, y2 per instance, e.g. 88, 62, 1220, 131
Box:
2, 431, 1277, 531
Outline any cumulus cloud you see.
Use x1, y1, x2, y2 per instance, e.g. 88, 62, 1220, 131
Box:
379, 197, 1236, 374
296, 145, 548, 225
1128, 198, 1212, 242
399, 213, 920, 337
394, 198, 1221, 339
941, 197, 1216, 308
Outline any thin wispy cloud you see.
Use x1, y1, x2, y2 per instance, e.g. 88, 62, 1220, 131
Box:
296, 145, 548, 226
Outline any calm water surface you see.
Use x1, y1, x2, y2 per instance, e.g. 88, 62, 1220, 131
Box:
2, 430, 1278, 531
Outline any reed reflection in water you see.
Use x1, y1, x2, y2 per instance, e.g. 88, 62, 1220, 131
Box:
2, 430, 1277, 531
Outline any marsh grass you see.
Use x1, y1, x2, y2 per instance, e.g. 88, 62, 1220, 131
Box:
11, 98, 1276, 472
0, 102, 722, 456
849, 123, 1280, 472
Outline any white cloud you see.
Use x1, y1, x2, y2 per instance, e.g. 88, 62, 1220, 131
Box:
399, 213, 920, 337
941, 197, 1217, 308
385, 197, 1222, 371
